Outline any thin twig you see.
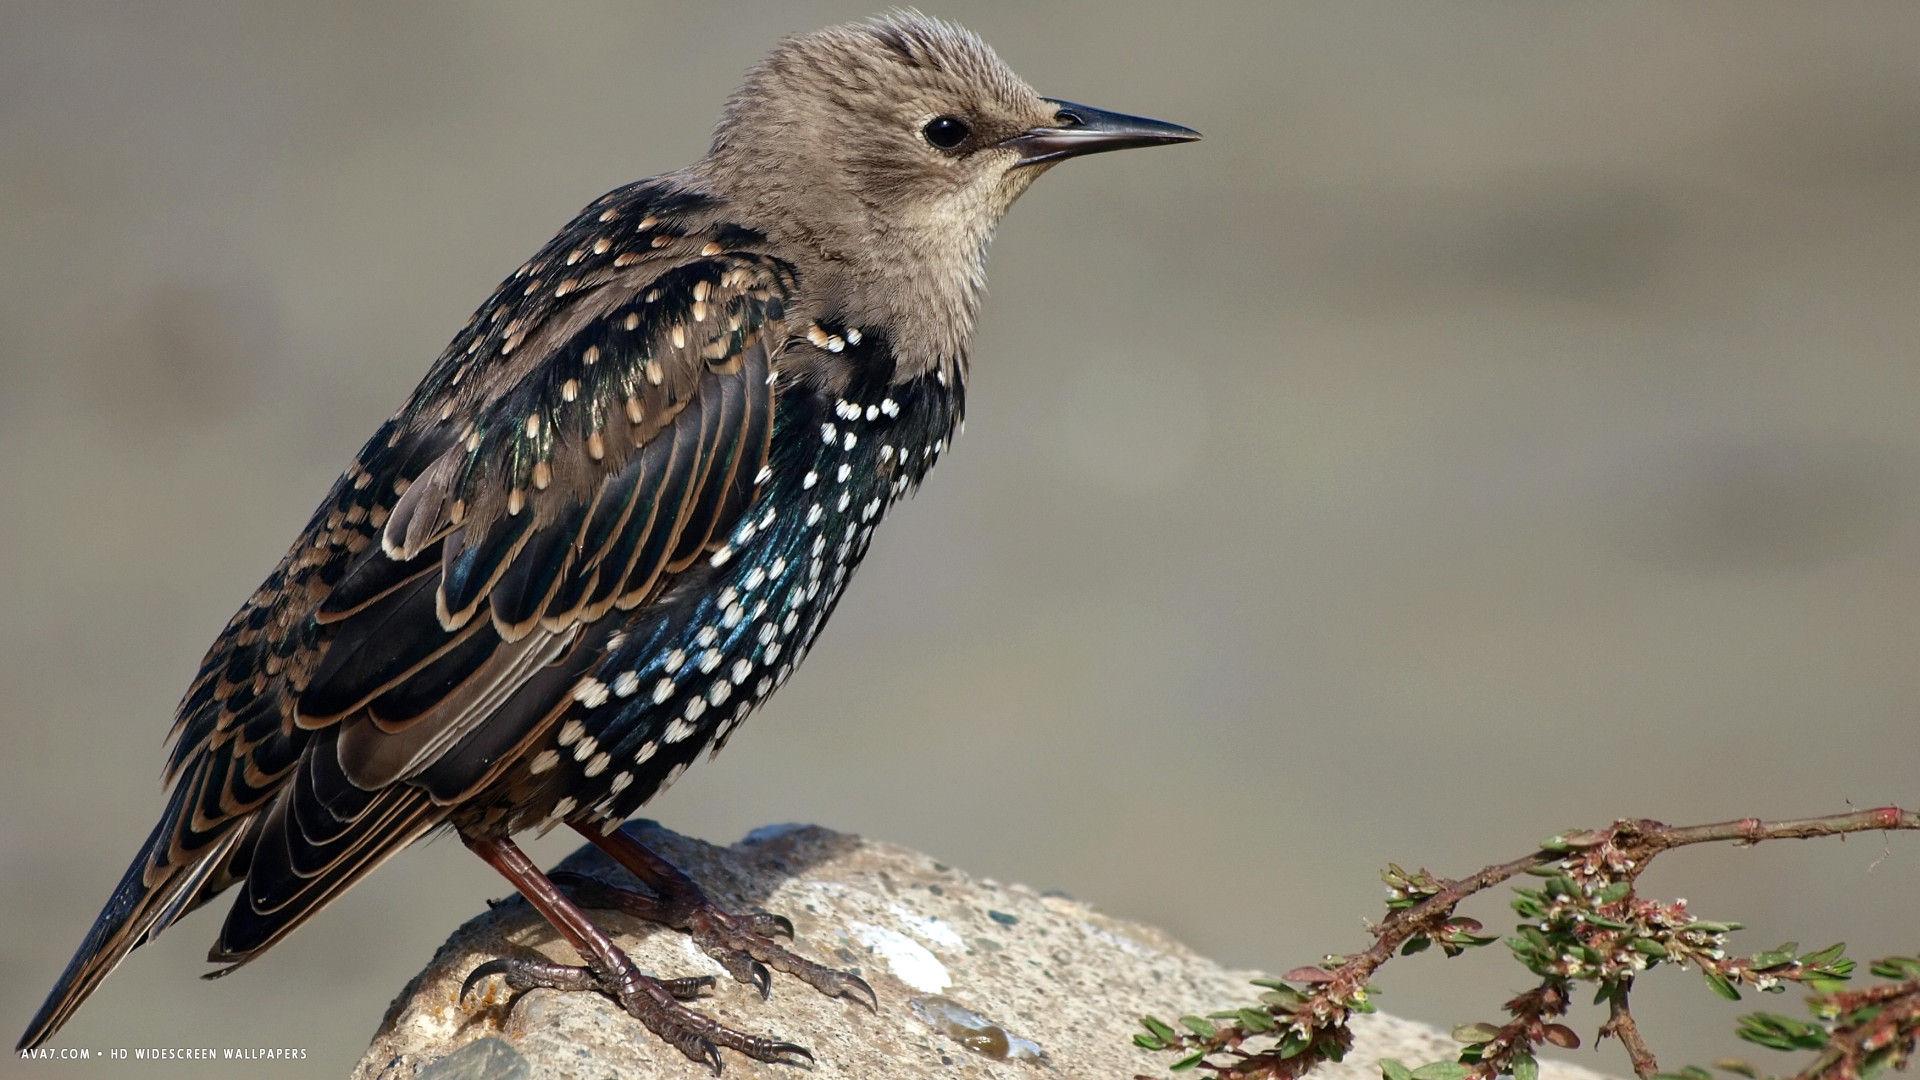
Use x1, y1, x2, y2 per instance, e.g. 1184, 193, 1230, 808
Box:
1600, 980, 1659, 1080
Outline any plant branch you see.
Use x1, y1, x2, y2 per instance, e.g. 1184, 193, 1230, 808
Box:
1135, 805, 1919, 1080
1599, 980, 1659, 1080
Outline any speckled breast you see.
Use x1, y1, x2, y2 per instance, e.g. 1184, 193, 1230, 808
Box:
486, 341, 963, 833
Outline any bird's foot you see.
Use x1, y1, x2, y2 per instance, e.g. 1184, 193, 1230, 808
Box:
550, 869, 877, 1011
459, 952, 813, 1074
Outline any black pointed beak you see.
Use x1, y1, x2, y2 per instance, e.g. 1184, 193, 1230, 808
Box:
1001, 98, 1201, 168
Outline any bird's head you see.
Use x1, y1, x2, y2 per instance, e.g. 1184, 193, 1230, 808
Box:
703, 10, 1198, 367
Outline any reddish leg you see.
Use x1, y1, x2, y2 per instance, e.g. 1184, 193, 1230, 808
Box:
459, 831, 813, 1074
550, 823, 876, 1011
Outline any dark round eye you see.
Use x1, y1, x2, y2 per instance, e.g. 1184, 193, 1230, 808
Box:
922, 115, 970, 150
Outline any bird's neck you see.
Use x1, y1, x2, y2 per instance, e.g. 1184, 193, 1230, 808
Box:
691, 167, 991, 389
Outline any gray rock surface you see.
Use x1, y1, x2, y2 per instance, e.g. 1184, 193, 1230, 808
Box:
354, 824, 1616, 1080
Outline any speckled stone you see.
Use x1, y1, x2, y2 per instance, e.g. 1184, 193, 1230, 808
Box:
353, 823, 1620, 1080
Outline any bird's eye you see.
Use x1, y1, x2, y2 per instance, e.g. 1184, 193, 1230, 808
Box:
922, 116, 970, 151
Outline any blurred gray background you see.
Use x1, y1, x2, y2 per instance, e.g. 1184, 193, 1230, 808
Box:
4, 2, 1919, 1077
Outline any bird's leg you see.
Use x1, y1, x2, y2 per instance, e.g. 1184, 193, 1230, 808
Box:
552, 823, 877, 1011
458, 831, 813, 1074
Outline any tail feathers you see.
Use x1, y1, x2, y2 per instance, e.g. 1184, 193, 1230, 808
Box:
17, 820, 242, 1051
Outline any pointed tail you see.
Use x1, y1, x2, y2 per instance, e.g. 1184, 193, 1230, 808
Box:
17, 812, 242, 1051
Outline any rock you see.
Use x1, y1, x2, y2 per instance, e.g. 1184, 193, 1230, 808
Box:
354, 823, 1615, 1080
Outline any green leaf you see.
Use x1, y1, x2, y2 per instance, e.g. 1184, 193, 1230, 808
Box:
1179, 1015, 1217, 1038
1381, 1060, 1415, 1080
1799, 943, 1846, 967
1451, 1022, 1501, 1044
1703, 968, 1741, 1001
1170, 1050, 1208, 1072
1633, 939, 1670, 958
1411, 1063, 1472, 1080
1141, 1015, 1179, 1044
1132, 1032, 1164, 1051
1513, 1054, 1539, 1080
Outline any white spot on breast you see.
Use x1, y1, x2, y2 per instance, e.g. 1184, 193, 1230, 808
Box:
557, 719, 586, 746
552, 796, 578, 819
652, 678, 675, 704
664, 649, 687, 673
609, 771, 633, 795
571, 679, 609, 709
731, 658, 753, 683
572, 734, 598, 761
612, 671, 640, 698
529, 750, 560, 774
584, 752, 610, 777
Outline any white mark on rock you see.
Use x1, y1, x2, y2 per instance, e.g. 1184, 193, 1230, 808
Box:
850, 922, 950, 993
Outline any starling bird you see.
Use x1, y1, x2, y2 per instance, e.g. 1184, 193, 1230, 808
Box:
21, 12, 1196, 1070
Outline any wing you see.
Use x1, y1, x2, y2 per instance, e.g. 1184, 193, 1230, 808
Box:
22, 181, 794, 1049
216, 244, 792, 959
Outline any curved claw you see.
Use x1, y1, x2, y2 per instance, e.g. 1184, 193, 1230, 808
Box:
840, 972, 879, 1013
749, 961, 772, 1001
763, 1041, 815, 1069
747, 910, 795, 939
695, 1038, 724, 1076
659, 974, 717, 1000
459, 958, 516, 1003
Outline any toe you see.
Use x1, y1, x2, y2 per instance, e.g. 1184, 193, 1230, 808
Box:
458, 959, 515, 1003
